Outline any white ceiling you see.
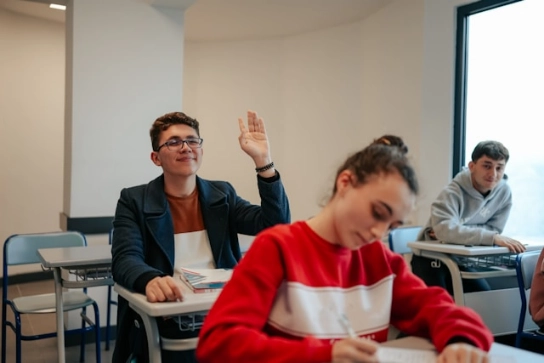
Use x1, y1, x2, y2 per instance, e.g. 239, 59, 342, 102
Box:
0, 0, 393, 42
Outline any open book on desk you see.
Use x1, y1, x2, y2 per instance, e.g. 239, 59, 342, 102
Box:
178, 267, 233, 294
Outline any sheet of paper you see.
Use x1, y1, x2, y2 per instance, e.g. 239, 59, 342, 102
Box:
376, 347, 436, 363
376, 347, 516, 363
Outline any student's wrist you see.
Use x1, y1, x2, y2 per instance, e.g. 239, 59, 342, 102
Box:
257, 167, 276, 178
446, 336, 478, 348
254, 158, 275, 177
492, 234, 499, 246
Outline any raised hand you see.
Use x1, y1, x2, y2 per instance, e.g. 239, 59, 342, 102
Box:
238, 110, 272, 168
238, 111, 276, 177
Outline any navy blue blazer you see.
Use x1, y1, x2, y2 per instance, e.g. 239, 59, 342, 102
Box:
111, 173, 290, 362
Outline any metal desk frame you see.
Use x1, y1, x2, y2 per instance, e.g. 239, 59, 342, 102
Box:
408, 240, 544, 335
114, 282, 220, 363
37, 244, 112, 363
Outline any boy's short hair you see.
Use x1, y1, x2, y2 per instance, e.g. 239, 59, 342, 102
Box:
471, 140, 509, 163
150, 112, 200, 151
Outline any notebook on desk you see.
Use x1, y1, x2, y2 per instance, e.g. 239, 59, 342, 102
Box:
178, 267, 233, 294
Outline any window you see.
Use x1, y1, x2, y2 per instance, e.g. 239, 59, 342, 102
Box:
454, 0, 544, 240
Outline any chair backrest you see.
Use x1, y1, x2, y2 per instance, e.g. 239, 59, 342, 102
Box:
238, 234, 255, 256
515, 250, 542, 345
516, 250, 541, 292
3, 231, 87, 266
388, 226, 422, 255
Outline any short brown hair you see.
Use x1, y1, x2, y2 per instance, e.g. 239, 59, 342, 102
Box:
150, 112, 200, 151
471, 140, 509, 163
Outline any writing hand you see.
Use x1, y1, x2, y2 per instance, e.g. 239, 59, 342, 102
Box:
145, 276, 183, 303
331, 338, 378, 363
438, 343, 489, 363
493, 235, 526, 253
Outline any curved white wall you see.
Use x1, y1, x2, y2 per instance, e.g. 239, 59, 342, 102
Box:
0, 0, 476, 277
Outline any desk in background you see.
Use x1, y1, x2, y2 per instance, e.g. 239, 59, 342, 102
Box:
408, 240, 544, 335
114, 282, 220, 363
37, 244, 112, 363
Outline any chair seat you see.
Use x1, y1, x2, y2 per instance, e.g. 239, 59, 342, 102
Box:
161, 337, 198, 351
12, 291, 95, 314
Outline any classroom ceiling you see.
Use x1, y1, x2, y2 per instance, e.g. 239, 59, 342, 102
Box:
0, 0, 393, 42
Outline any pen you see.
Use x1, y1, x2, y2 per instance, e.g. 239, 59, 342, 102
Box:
338, 313, 358, 339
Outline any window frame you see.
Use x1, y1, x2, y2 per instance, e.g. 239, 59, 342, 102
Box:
452, 0, 523, 174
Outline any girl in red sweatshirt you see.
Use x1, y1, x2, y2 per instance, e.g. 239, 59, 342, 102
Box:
197, 135, 493, 363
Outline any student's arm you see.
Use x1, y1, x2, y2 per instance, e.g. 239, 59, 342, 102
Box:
429, 185, 498, 246
529, 250, 544, 328
389, 252, 493, 352
477, 193, 512, 234
196, 235, 332, 363
229, 174, 291, 234
232, 110, 291, 233
111, 188, 166, 293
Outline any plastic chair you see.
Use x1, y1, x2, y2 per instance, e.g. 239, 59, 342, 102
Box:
1, 231, 101, 363
105, 228, 117, 351
515, 250, 544, 348
388, 226, 422, 255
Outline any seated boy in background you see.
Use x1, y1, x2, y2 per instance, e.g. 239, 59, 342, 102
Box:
411, 140, 525, 294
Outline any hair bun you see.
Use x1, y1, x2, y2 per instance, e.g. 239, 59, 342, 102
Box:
372, 135, 408, 154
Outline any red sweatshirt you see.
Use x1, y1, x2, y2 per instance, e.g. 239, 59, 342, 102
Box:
197, 221, 493, 363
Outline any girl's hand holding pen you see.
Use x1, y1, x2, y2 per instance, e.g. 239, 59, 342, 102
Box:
332, 338, 378, 363
333, 313, 378, 362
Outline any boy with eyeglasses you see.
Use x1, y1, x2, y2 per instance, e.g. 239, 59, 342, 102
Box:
111, 110, 290, 363
411, 140, 525, 295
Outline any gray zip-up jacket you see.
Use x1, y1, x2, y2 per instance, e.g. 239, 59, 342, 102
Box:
418, 168, 512, 246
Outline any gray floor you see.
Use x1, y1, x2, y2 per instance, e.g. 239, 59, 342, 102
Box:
1, 279, 114, 363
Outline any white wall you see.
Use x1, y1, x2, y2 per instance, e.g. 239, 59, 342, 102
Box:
184, 0, 427, 222
65, 1, 187, 218
0, 9, 65, 275
0, 0, 477, 277
418, 0, 474, 223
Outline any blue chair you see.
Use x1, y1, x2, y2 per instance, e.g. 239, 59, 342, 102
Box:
388, 226, 422, 255
515, 250, 544, 348
105, 228, 117, 351
1, 231, 101, 363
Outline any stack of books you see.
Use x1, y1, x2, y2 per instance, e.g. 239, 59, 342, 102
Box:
179, 268, 233, 294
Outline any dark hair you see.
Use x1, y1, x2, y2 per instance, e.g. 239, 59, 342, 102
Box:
372, 135, 408, 154
332, 135, 418, 195
471, 140, 509, 163
150, 112, 200, 151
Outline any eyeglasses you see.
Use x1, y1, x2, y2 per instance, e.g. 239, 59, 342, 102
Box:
156, 138, 204, 152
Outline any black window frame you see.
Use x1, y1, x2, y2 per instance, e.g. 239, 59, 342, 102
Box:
452, 0, 523, 174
